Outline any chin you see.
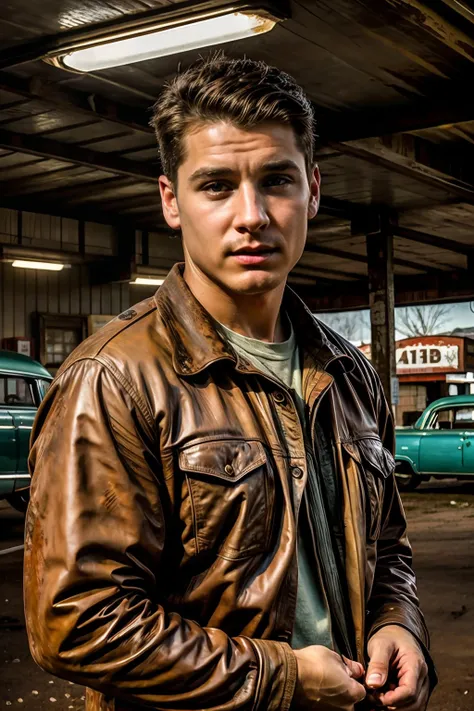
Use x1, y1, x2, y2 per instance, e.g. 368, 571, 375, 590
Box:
226, 269, 285, 296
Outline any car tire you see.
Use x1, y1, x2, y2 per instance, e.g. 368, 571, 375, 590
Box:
5, 490, 30, 513
395, 463, 423, 491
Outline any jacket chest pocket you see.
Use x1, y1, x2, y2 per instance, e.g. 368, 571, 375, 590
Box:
179, 439, 275, 559
347, 436, 395, 541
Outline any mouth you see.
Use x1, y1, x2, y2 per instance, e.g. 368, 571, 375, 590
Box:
230, 244, 278, 264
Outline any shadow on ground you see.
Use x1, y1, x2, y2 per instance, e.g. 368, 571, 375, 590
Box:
0, 480, 473, 709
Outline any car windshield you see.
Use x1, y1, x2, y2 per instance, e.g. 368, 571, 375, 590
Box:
0, 375, 35, 405
38, 378, 52, 399
429, 406, 474, 430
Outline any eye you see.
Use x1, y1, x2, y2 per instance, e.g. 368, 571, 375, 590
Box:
264, 175, 293, 188
202, 181, 232, 194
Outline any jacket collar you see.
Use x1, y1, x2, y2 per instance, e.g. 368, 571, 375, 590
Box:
155, 263, 354, 377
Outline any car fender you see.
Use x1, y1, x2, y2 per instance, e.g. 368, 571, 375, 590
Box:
395, 453, 420, 475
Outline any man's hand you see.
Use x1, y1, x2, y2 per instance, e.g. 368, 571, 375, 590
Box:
366, 625, 429, 710
293, 645, 366, 711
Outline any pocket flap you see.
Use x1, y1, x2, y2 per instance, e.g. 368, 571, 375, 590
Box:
179, 440, 266, 482
356, 437, 396, 479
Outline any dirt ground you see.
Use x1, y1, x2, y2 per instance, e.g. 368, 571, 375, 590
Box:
0, 479, 473, 710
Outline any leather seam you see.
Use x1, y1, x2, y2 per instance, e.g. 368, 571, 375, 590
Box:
95, 355, 155, 434
180, 453, 266, 480
52, 356, 155, 436
186, 476, 200, 556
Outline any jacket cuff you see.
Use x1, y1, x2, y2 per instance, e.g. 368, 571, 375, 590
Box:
366, 612, 438, 694
247, 639, 297, 711
367, 601, 429, 648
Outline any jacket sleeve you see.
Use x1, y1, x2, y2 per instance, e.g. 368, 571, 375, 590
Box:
366, 383, 437, 689
24, 358, 296, 711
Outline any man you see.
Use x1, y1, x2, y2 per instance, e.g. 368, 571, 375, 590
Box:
25, 55, 435, 711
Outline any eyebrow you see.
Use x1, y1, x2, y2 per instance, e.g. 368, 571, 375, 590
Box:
188, 159, 301, 184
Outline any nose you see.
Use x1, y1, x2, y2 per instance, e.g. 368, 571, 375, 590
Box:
233, 183, 270, 234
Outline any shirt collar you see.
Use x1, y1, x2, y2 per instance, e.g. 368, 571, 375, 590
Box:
154, 263, 354, 377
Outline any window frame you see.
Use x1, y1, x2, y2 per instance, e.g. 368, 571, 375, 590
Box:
427, 406, 474, 430
0, 374, 36, 408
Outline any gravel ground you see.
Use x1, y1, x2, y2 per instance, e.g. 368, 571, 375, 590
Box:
0, 479, 473, 710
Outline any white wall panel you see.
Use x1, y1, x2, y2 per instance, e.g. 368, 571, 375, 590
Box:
0, 209, 168, 355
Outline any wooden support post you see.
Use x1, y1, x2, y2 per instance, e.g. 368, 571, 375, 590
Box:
468, 253, 474, 275
78, 220, 85, 257
142, 230, 149, 267
366, 218, 396, 405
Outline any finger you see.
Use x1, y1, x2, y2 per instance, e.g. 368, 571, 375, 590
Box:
342, 656, 365, 678
381, 681, 427, 708
347, 678, 367, 704
366, 640, 393, 688
380, 662, 428, 707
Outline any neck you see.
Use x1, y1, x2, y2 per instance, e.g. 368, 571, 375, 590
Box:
183, 264, 287, 343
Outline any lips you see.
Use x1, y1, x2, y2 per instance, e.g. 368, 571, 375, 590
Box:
231, 244, 277, 256
230, 246, 278, 266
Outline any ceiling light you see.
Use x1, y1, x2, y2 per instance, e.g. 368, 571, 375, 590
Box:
46, 6, 284, 72
130, 277, 165, 286
12, 260, 65, 272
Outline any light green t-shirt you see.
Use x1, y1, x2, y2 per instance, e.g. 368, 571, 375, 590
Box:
217, 320, 333, 650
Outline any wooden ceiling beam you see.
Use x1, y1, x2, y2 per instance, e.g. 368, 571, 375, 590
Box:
304, 240, 452, 274
0, 127, 157, 181
0, 165, 97, 197
318, 87, 474, 143
0, 71, 152, 134
0, 194, 143, 227
376, 0, 474, 64
1, 70, 474, 154
298, 268, 474, 311
328, 136, 474, 203
75, 192, 159, 213
394, 224, 473, 256
293, 263, 363, 280
440, 0, 474, 26
318, 195, 354, 218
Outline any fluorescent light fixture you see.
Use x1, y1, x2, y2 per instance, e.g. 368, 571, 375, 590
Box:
130, 277, 165, 286
12, 260, 65, 272
55, 11, 278, 72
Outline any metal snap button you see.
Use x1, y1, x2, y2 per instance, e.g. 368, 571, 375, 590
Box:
273, 391, 286, 404
291, 466, 304, 479
224, 464, 234, 475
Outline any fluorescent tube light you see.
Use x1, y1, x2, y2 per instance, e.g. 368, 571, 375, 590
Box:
60, 12, 276, 71
12, 260, 65, 272
130, 277, 165, 286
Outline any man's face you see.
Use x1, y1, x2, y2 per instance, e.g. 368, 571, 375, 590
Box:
159, 121, 320, 297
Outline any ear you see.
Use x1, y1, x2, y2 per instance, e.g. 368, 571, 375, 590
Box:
159, 175, 181, 229
307, 164, 321, 220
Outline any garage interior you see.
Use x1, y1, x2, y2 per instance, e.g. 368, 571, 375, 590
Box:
1, 3, 474, 710
1, 0, 474, 395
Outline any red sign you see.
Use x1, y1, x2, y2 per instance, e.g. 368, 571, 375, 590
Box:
359, 336, 465, 375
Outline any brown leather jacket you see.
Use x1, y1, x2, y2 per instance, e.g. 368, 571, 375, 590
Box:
24, 264, 432, 711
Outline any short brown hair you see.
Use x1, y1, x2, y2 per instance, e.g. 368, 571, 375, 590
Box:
151, 53, 315, 184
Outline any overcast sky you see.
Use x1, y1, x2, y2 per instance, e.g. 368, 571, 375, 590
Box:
316, 301, 474, 344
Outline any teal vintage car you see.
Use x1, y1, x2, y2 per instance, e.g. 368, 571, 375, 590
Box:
0, 350, 52, 511
395, 394, 474, 490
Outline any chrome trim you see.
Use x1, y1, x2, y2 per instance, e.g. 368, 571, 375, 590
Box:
0, 544, 25, 557
0, 474, 30, 479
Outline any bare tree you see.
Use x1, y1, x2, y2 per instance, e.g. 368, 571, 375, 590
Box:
395, 304, 453, 338
316, 311, 370, 342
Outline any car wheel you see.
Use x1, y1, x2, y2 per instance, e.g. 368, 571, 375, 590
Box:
5, 490, 30, 513
395, 463, 422, 491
